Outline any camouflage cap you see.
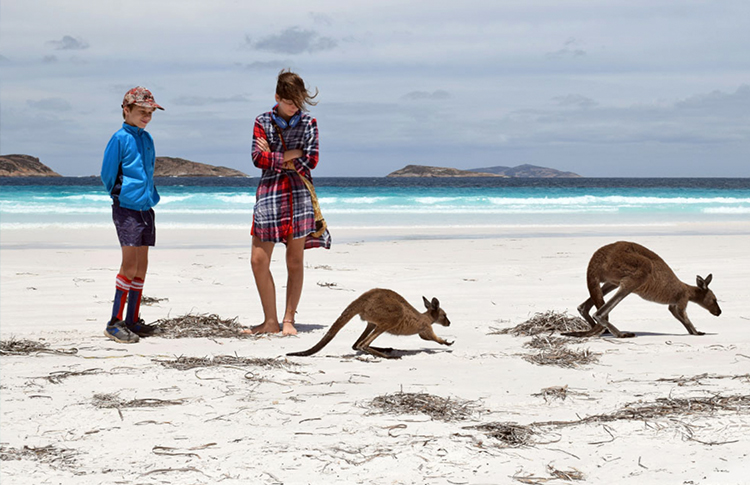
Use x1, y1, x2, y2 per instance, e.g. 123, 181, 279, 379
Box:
122, 86, 164, 110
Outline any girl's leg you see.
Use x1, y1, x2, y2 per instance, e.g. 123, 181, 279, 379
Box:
246, 236, 281, 334
282, 236, 306, 336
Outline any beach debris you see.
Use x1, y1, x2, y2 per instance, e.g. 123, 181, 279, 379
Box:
491, 315, 599, 368
316, 281, 354, 291
523, 335, 576, 350
0, 445, 78, 468
465, 422, 536, 447
367, 391, 479, 422
523, 345, 600, 369
92, 393, 185, 409
532, 385, 570, 403
141, 295, 169, 305
512, 465, 585, 483
153, 313, 252, 339
492, 311, 589, 337
42, 368, 104, 384
535, 394, 750, 428
0, 337, 78, 356
154, 354, 298, 371
656, 373, 750, 386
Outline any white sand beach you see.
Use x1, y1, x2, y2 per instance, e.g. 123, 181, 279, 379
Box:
1, 226, 749, 484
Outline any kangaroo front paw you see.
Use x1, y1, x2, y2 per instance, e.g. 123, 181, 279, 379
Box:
445, 340, 454, 346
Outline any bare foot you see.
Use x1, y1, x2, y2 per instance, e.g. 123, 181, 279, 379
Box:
240, 322, 281, 335
281, 320, 298, 336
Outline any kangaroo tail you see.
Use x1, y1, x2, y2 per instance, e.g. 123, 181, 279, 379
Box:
287, 297, 363, 357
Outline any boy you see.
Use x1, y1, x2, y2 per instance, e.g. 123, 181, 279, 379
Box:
243, 70, 331, 336
100, 86, 164, 343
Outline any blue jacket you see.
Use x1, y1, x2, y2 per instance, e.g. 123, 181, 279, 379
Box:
101, 123, 160, 211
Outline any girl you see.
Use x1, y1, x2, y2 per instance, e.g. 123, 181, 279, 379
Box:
244, 70, 331, 335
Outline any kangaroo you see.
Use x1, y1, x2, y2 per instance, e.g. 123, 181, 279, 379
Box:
287, 288, 453, 359
564, 241, 721, 338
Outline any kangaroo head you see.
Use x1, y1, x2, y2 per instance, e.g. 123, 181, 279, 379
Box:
695, 274, 721, 316
423, 296, 450, 326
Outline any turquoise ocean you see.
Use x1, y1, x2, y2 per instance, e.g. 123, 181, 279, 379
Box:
2, 177, 749, 239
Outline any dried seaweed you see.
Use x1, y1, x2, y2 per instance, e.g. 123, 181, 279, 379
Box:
92, 393, 185, 409
0, 445, 77, 468
532, 385, 570, 403
154, 355, 298, 371
367, 391, 478, 422
141, 296, 169, 305
524, 335, 577, 350
154, 313, 252, 339
0, 337, 78, 356
523, 346, 600, 368
465, 422, 535, 447
656, 373, 750, 386
536, 394, 750, 428
43, 368, 103, 384
513, 465, 585, 483
492, 311, 589, 337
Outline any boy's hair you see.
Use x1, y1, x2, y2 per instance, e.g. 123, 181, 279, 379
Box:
276, 69, 318, 111
122, 104, 135, 120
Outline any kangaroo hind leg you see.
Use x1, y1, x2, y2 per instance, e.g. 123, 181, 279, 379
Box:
352, 322, 394, 355
565, 282, 617, 337
593, 285, 636, 338
356, 326, 397, 359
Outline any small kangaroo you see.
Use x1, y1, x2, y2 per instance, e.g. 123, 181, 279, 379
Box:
287, 288, 453, 359
564, 241, 721, 338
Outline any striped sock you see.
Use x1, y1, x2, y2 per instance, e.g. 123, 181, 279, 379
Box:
112, 274, 132, 322
125, 277, 144, 324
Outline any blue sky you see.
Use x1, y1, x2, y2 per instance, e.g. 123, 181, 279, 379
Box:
1, 0, 749, 177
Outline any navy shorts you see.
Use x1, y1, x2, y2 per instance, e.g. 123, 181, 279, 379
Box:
112, 203, 156, 247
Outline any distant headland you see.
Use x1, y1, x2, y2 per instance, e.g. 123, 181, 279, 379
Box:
0, 154, 248, 178
0, 155, 62, 177
154, 157, 247, 177
387, 164, 580, 178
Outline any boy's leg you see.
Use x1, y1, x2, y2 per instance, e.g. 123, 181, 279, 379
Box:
111, 273, 132, 322
105, 246, 140, 343
125, 246, 148, 324
245, 236, 280, 334
282, 236, 306, 336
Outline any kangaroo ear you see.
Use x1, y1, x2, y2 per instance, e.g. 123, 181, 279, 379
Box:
704, 274, 713, 286
431, 297, 440, 310
696, 275, 707, 290
423, 296, 430, 309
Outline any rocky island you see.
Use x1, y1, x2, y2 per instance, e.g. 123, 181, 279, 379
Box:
155, 157, 247, 177
468, 164, 580, 178
387, 163, 580, 178
386, 165, 504, 178
0, 155, 61, 177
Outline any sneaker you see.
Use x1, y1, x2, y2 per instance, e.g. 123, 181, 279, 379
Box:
126, 318, 162, 338
104, 319, 140, 343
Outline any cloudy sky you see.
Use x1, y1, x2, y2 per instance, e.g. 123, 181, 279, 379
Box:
1, 0, 748, 177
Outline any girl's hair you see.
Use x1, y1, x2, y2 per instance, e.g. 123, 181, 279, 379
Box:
276, 69, 318, 111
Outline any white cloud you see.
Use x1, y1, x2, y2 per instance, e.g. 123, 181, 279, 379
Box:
246, 27, 338, 55
27, 98, 73, 111
46, 35, 89, 50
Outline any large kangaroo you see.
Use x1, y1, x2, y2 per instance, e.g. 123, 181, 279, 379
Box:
565, 241, 721, 338
287, 288, 453, 359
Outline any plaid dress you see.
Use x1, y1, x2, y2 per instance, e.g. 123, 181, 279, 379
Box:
251, 108, 331, 249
